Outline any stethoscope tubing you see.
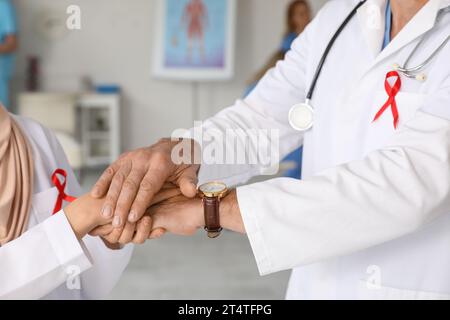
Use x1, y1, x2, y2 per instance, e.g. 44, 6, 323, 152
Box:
397, 35, 450, 75
306, 0, 367, 101
396, 6, 450, 77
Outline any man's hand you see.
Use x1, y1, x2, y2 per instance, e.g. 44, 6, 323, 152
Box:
90, 138, 200, 230
148, 195, 204, 237
89, 182, 182, 245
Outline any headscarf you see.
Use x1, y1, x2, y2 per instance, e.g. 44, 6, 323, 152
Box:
0, 103, 34, 245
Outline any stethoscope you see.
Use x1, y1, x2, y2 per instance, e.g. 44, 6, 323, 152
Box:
393, 6, 450, 82
289, 0, 450, 132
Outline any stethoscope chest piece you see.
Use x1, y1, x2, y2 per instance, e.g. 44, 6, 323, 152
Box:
288, 102, 314, 131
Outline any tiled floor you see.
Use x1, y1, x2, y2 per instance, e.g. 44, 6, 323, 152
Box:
108, 232, 290, 300
81, 171, 290, 300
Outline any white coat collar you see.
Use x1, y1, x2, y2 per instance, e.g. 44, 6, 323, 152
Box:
357, 0, 449, 66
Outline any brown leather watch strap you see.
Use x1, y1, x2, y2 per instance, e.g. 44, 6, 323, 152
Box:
203, 196, 222, 238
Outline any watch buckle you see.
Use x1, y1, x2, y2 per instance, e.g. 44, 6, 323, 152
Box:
205, 227, 223, 239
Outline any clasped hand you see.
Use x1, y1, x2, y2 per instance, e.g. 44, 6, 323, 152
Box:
64, 182, 204, 247
65, 138, 243, 248
90, 184, 205, 246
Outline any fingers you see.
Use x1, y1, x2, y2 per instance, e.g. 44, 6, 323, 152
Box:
89, 224, 114, 237
178, 165, 199, 198
91, 217, 157, 245
127, 168, 169, 223
90, 223, 132, 246
101, 161, 131, 226
113, 168, 146, 228
149, 228, 167, 240
101, 232, 121, 246
132, 215, 153, 244
91, 162, 120, 198
118, 222, 136, 245
102, 225, 124, 244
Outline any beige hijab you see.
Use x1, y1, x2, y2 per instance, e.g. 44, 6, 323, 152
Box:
0, 104, 34, 245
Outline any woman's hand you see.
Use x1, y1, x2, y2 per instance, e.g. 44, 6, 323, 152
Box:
64, 194, 111, 240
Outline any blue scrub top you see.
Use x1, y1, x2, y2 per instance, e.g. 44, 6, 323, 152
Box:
0, 0, 17, 106
281, 32, 298, 53
382, 0, 392, 50
0, 0, 17, 78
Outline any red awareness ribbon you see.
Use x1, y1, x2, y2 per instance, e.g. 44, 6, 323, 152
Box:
372, 71, 402, 129
52, 169, 77, 215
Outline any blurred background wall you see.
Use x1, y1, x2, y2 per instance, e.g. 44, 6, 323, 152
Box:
11, 0, 327, 151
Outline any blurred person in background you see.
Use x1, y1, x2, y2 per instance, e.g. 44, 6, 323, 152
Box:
0, 0, 18, 109
246, 0, 312, 179
247, 0, 312, 95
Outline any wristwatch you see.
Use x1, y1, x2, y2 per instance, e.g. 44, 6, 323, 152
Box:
198, 182, 228, 238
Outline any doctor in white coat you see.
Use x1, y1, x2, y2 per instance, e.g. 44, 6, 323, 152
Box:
0, 104, 133, 300
92, 0, 450, 300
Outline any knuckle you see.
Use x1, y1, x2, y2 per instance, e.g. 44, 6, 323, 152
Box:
140, 179, 155, 193
152, 151, 170, 165
108, 234, 120, 243
105, 166, 116, 177
115, 171, 128, 183
118, 151, 130, 160
133, 237, 145, 245
134, 149, 151, 162
141, 216, 153, 228
123, 178, 139, 191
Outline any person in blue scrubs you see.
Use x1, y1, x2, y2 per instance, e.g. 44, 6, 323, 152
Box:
245, 1, 312, 179
383, 0, 392, 50
0, 0, 18, 108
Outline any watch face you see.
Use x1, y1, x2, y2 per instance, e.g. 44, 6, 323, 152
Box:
199, 182, 227, 195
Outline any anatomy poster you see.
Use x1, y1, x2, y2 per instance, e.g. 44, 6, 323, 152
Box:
153, 0, 236, 80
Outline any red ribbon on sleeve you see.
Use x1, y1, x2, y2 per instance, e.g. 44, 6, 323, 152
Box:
52, 169, 77, 214
372, 71, 402, 129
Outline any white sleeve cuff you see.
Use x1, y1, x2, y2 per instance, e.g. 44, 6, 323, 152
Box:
237, 186, 274, 276
42, 212, 93, 273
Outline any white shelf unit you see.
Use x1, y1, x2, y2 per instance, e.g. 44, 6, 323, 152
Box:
78, 94, 121, 167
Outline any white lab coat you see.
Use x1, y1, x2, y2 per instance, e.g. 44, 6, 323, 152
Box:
192, 0, 450, 299
0, 115, 133, 299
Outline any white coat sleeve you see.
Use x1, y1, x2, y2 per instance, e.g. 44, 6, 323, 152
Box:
237, 79, 450, 275
0, 212, 93, 299
183, 9, 324, 186
46, 127, 134, 299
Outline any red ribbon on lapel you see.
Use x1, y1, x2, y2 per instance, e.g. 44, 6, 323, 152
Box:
372, 71, 402, 129
52, 169, 77, 214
